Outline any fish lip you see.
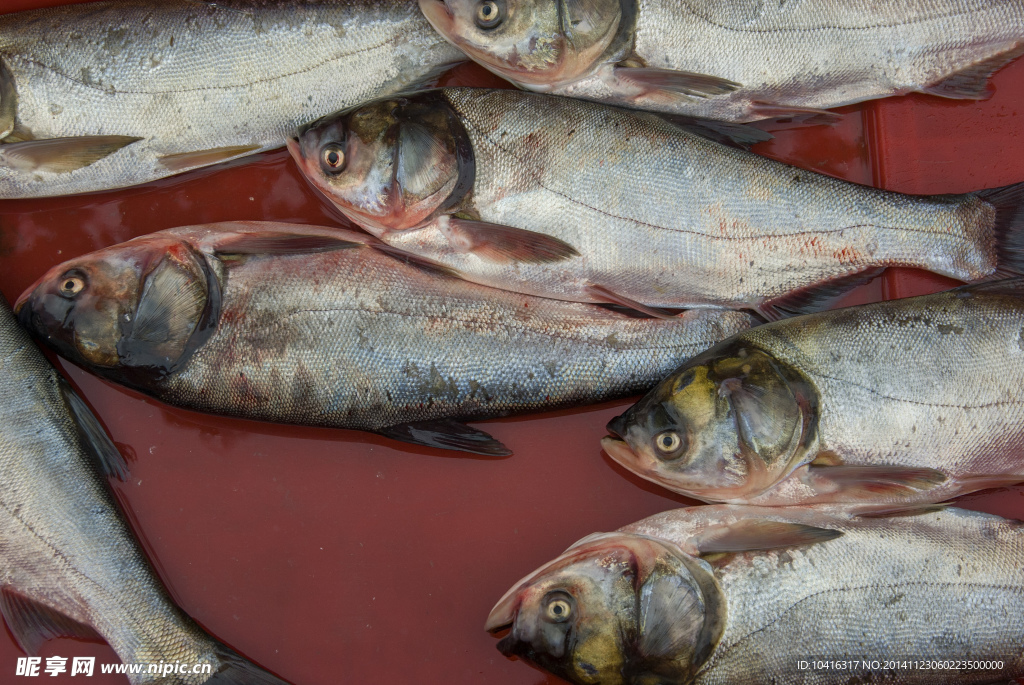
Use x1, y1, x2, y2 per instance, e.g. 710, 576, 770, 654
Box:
485, 591, 518, 633
601, 435, 640, 470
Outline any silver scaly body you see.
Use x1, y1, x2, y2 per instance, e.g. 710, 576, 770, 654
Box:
382, 89, 1005, 312
0, 0, 463, 197
0, 297, 287, 684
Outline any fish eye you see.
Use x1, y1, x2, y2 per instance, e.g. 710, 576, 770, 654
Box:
653, 430, 685, 459
543, 591, 573, 623
475, 0, 504, 29
58, 274, 85, 298
320, 144, 346, 174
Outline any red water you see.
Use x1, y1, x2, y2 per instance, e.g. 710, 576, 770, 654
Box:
1, 2, 1023, 683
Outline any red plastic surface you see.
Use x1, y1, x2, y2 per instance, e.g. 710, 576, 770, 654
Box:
0, 2, 1023, 683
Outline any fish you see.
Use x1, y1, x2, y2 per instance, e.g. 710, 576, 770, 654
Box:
602, 279, 1024, 506
290, 87, 1024, 319
14, 221, 755, 456
487, 504, 1024, 684
0, 294, 291, 684
419, 0, 1024, 123
0, 0, 465, 198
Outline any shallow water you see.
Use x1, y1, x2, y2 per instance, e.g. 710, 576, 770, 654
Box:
1, 2, 1023, 683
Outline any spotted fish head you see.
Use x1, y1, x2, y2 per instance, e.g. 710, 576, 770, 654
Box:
603, 342, 819, 502
487, 531, 724, 684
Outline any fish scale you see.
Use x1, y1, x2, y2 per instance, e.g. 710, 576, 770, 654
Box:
0, 0, 464, 197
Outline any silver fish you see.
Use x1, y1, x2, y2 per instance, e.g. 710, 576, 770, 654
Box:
0, 295, 290, 684
290, 88, 1024, 319
0, 0, 464, 198
420, 0, 1024, 123
603, 280, 1024, 506
14, 221, 755, 455
487, 504, 1024, 684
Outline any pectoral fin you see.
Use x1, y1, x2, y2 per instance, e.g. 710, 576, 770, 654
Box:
615, 66, 740, 98
377, 419, 512, 456
157, 143, 262, 172
802, 464, 948, 500
60, 380, 130, 481
584, 284, 675, 319
923, 41, 1024, 100
0, 57, 16, 140
691, 519, 843, 555
0, 588, 100, 656
208, 230, 365, 257
0, 135, 142, 173
441, 217, 580, 264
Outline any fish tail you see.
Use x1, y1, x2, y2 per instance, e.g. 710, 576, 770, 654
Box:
978, 181, 1024, 276
201, 643, 294, 685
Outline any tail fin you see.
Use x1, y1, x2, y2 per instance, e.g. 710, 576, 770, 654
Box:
978, 182, 1024, 276
205, 643, 293, 685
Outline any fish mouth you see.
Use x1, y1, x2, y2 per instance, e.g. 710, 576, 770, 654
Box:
601, 436, 640, 471
485, 593, 516, 634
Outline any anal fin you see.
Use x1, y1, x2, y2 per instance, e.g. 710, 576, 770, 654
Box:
923, 41, 1024, 100
441, 217, 580, 264
0, 136, 142, 173
614, 66, 740, 99
585, 284, 675, 319
157, 144, 262, 172
377, 419, 512, 456
0, 588, 100, 656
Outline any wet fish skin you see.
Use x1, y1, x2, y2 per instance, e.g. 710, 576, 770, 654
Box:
291, 88, 1023, 315
15, 221, 756, 455
488, 504, 1024, 684
0, 296, 291, 684
420, 0, 1024, 122
0, 0, 464, 198
604, 280, 1024, 506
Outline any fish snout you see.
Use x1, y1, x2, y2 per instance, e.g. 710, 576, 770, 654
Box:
606, 413, 628, 439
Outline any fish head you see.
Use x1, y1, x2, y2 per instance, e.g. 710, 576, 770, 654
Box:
487, 532, 724, 684
418, 0, 621, 89
291, 95, 466, 236
15, 234, 214, 378
603, 342, 818, 502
